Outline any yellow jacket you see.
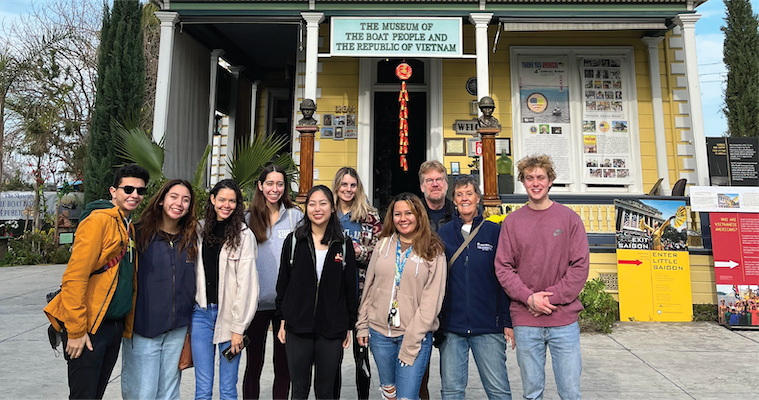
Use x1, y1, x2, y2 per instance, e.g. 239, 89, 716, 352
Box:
44, 206, 137, 339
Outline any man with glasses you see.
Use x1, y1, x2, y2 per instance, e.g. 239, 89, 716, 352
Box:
415, 160, 455, 400
45, 164, 149, 399
419, 160, 455, 234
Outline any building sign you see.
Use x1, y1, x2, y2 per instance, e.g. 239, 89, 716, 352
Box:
706, 137, 758, 187
330, 17, 462, 58
516, 56, 572, 183
0, 191, 57, 220
452, 119, 479, 136
580, 57, 634, 185
615, 199, 693, 322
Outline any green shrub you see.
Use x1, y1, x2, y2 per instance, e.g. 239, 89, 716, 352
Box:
692, 303, 717, 322
578, 277, 619, 334
4, 229, 71, 266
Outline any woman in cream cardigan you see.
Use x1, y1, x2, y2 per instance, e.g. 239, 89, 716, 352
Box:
192, 179, 259, 400
356, 192, 446, 400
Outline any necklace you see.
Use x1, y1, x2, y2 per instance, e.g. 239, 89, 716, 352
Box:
164, 231, 178, 248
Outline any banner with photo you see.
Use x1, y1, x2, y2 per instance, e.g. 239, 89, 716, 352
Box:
614, 198, 693, 322
517, 56, 572, 183
580, 57, 634, 185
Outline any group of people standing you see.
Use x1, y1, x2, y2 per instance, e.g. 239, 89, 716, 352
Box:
45, 153, 590, 400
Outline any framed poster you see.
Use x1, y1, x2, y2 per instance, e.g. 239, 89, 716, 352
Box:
444, 138, 465, 156
495, 138, 511, 156
322, 114, 333, 126
516, 56, 572, 183
321, 127, 334, 138
580, 57, 634, 185
334, 126, 344, 140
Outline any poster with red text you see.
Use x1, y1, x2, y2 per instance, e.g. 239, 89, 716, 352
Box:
711, 213, 759, 327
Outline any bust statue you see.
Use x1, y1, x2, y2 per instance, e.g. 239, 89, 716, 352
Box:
297, 99, 318, 126
478, 96, 500, 129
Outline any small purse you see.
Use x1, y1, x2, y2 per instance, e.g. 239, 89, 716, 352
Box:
178, 333, 193, 370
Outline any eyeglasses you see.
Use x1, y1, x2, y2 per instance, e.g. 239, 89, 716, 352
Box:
118, 186, 147, 196
423, 177, 446, 186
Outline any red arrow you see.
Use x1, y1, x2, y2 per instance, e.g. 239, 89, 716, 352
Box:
619, 259, 642, 266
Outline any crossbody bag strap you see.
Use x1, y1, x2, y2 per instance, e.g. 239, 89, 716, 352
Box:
447, 221, 484, 271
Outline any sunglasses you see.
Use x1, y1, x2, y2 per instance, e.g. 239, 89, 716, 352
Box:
117, 186, 147, 196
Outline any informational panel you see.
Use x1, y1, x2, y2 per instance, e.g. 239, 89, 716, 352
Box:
615, 199, 693, 322
330, 17, 462, 58
580, 57, 634, 185
0, 191, 57, 220
707, 137, 758, 187
711, 212, 759, 327
516, 56, 572, 182
690, 186, 759, 213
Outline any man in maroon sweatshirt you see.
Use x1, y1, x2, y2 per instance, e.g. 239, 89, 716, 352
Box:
495, 155, 589, 400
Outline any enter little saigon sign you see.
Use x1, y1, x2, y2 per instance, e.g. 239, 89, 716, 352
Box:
330, 17, 462, 58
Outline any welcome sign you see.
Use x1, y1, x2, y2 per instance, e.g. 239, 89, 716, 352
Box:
330, 17, 462, 58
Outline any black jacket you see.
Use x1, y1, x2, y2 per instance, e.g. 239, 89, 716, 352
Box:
425, 198, 456, 233
275, 232, 358, 340
133, 230, 196, 338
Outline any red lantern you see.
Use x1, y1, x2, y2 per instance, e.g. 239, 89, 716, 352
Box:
396, 62, 412, 171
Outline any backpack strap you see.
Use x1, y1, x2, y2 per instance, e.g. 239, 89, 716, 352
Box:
289, 234, 297, 267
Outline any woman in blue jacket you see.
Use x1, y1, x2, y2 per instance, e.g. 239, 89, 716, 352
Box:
436, 175, 514, 400
121, 179, 198, 399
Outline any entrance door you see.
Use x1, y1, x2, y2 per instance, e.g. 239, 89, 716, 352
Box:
373, 91, 427, 215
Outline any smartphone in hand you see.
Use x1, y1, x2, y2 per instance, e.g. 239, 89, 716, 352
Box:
221, 335, 250, 361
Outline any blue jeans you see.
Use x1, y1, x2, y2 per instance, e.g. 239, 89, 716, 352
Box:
513, 322, 581, 400
368, 328, 432, 400
439, 331, 511, 400
191, 305, 242, 400
121, 326, 188, 399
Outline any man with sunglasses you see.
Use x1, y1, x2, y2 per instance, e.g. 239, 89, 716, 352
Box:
45, 164, 149, 399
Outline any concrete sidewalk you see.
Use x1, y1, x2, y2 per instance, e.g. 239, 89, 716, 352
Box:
1, 264, 757, 399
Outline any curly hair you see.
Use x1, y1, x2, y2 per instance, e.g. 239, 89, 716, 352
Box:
516, 154, 557, 182
248, 165, 296, 243
136, 179, 198, 261
379, 192, 444, 261
203, 179, 245, 251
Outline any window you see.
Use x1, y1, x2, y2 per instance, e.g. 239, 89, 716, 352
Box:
510, 47, 642, 194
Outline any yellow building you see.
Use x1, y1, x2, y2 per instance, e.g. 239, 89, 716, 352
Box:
150, 0, 715, 305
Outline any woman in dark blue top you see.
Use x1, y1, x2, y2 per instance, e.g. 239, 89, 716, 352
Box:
121, 179, 198, 400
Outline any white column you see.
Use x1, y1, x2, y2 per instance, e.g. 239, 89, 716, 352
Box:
469, 13, 493, 193
642, 36, 671, 195
152, 11, 179, 144
226, 66, 244, 165
207, 49, 224, 187
301, 12, 324, 101
674, 14, 708, 187
250, 80, 261, 143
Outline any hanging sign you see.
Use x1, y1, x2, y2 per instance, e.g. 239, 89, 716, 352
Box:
331, 17, 462, 58
397, 62, 412, 171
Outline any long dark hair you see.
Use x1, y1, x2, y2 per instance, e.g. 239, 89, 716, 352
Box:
379, 192, 444, 261
203, 179, 245, 251
294, 185, 344, 245
248, 165, 295, 243
136, 179, 198, 260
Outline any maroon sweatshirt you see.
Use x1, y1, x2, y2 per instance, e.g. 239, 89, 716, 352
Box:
495, 202, 590, 327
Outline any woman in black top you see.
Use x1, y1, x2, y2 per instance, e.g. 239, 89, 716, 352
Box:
275, 185, 358, 400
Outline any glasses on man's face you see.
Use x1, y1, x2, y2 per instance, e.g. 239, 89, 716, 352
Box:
118, 186, 147, 196
424, 177, 445, 186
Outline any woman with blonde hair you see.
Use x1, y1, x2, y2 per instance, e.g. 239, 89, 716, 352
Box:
356, 192, 446, 400
330, 167, 382, 399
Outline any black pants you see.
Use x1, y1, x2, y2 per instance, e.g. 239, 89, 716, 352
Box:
333, 330, 371, 399
62, 319, 124, 399
285, 331, 343, 400
243, 310, 290, 400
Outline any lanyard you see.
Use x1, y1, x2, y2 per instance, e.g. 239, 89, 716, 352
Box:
394, 239, 412, 288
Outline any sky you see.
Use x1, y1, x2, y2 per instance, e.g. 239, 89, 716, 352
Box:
0, 0, 752, 137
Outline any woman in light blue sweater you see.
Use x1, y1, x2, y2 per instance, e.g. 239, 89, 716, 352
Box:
243, 165, 303, 400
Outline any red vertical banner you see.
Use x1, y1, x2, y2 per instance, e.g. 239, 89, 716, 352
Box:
710, 213, 759, 285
